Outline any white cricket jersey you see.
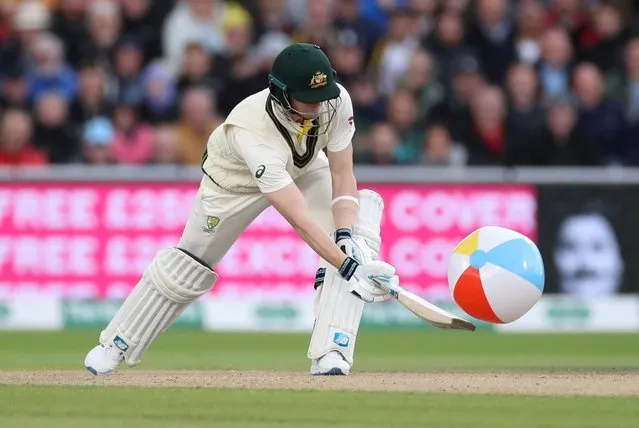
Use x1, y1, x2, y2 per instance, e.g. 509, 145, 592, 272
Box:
201, 83, 355, 194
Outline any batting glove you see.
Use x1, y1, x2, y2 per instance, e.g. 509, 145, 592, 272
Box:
338, 257, 393, 303
335, 228, 366, 264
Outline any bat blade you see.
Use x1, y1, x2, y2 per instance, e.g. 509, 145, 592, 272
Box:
395, 288, 477, 331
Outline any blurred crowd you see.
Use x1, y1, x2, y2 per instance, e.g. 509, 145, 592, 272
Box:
1, 0, 639, 167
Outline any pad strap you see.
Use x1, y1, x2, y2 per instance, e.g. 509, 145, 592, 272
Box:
334, 227, 353, 242
338, 256, 359, 281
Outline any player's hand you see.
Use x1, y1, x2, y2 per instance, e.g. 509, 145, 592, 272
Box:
334, 228, 365, 264
352, 224, 381, 259
338, 257, 393, 303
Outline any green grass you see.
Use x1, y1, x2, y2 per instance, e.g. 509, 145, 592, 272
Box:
0, 330, 637, 371
1, 331, 638, 427
0, 386, 637, 428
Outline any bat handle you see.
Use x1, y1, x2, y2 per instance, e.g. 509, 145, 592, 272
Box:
374, 275, 402, 299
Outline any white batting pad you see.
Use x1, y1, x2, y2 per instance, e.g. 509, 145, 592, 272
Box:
307, 259, 365, 365
99, 247, 217, 365
357, 189, 384, 231
353, 190, 384, 254
307, 189, 385, 365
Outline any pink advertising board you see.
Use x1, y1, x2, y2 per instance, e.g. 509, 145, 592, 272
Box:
0, 183, 536, 299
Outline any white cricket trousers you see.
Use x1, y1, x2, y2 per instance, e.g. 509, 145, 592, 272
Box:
177, 165, 334, 269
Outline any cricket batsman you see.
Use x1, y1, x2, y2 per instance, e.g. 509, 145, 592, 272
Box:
84, 43, 396, 376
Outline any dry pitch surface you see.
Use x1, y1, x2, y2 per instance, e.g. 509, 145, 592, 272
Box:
1, 370, 638, 397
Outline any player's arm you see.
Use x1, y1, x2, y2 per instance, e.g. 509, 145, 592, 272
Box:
265, 182, 349, 270
265, 183, 392, 303
326, 84, 362, 258
268, 181, 394, 304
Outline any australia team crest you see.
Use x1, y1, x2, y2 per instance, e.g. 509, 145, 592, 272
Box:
202, 216, 220, 235
310, 71, 328, 89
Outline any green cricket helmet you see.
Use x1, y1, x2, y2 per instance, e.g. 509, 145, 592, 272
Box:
268, 43, 341, 135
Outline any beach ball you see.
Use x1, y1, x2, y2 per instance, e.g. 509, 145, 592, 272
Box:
447, 226, 545, 324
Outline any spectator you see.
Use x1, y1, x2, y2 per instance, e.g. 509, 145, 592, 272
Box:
283, 0, 311, 24
112, 37, 146, 104
580, 2, 629, 78
51, 0, 91, 68
505, 62, 545, 140
354, 122, 400, 165
396, 48, 445, 124
348, 74, 386, 135
250, 0, 299, 42
174, 86, 223, 165
223, 4, 255, 59
418, 123, 468, 166
358, 0, 395, 32
86, 0, 123, 67
460, 85, 518, 165
370, 4, 421, 96
512, 96, 602, 166
0, 62, 30, 110
252, 30, 293, 70
536, 27, 574, 100
466, 0, 517, 84
118, 0, 166, 63
27, 32, 78, 104
163, 0, 248, 74
513, 0, 545, 65
217, 16, 290, 116
333, 0, 382, 60
410, 0, 439, 39
572, 62, 629, 165
177, 41, 226, 96
292, 0, 338, 48
0, 0, 51, 78
32, 91, 80, 163
69, 61, 113, 126
151, 125, 181, 165
80, 116, 116, 164
423, 10, 469, 91
216, 6, 268, 114
329, 31, 367, 88
139, 61, 179, 124
430, 52, 487, 141
3, 0, 639, 169
110, 99, 155, 164
386, 88, 423, 163
217, 30, 291, 115
543, 96, 603, 166
544, 0, 598, 52
0, 109, 47, 166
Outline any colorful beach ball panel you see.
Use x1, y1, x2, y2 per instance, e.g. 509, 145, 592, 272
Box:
448, 226, 545, 324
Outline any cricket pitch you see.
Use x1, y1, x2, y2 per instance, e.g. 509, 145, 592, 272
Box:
1, 370, 637, 397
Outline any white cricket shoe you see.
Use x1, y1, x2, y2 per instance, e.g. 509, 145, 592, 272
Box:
310, 351, 351, 376
84, 344, 125, 376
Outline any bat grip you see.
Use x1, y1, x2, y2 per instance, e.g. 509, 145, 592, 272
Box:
373, 275, 401, 299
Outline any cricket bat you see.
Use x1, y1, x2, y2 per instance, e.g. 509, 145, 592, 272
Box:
381, 277, 477, 331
